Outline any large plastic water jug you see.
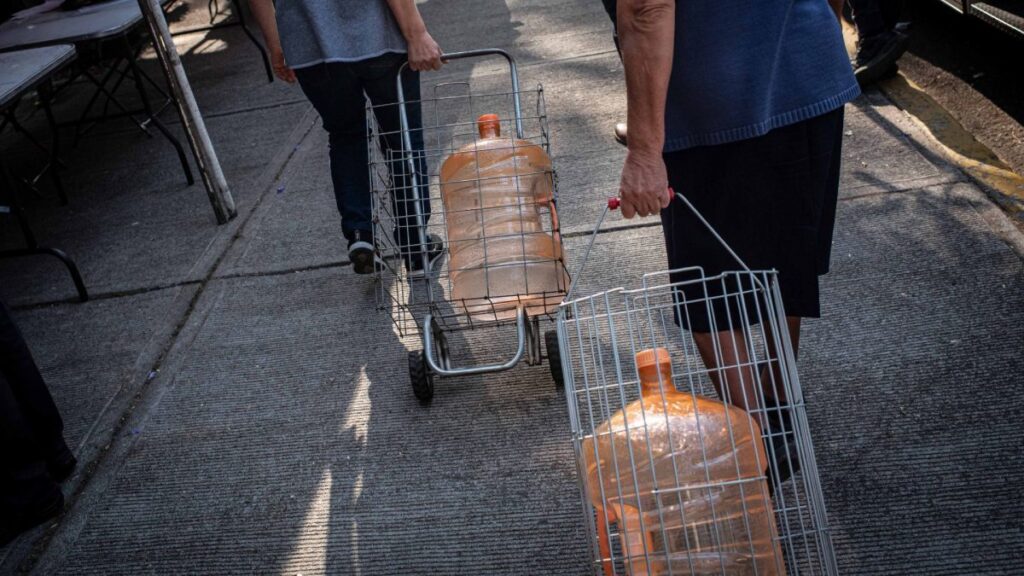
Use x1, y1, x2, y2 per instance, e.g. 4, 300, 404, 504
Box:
583, 348, 784, 576
439, 114, 568, 321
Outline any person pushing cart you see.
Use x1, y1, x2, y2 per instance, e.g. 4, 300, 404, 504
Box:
548, 1, 860, 573
248, 0, 446, 275
610, 0, 859, 477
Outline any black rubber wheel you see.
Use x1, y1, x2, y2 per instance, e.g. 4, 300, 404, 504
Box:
409, 350, 434, 403
545, 330, 565, 389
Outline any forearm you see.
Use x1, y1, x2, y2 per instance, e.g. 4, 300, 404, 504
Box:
247, 0, 282, 52
386, 0, 429, 41
386, 0, 443, 71
617, 0, 675, 155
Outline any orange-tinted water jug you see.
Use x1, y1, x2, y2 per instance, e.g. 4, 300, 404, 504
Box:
583, 348, 784, 576
439, 114, 568, 321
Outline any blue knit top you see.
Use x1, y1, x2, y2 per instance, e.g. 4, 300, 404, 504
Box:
664, 0, 860, 151
275, 0, 407, 69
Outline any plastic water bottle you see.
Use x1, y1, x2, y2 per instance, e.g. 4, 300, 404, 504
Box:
583, 348, 784, 575
439, 114, 568, 321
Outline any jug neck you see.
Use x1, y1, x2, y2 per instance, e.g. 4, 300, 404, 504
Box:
477, 114, 501, 139
638, 365, 673, 394
635, 348, 673, 395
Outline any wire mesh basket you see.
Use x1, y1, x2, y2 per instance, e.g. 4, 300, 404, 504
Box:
557, 196, 839, 575
368, 49, 568, 401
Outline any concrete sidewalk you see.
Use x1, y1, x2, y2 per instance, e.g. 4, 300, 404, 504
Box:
2, 1, 1022, 574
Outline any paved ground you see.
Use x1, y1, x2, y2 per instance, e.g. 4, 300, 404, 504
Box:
897, 2, 1024, 177
1, 1, 1022, 574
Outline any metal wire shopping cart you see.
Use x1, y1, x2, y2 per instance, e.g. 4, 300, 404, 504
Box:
556, 194, 839, 575
369, 50, 568, 402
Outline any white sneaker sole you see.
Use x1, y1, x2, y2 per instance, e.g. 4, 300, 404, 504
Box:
348, 241, 376, 275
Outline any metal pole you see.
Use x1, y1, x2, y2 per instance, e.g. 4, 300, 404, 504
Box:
137, 0, 236, 224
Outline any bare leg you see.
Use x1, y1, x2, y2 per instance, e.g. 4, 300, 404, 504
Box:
763, 316, 801, 406
692, 316, 801, 422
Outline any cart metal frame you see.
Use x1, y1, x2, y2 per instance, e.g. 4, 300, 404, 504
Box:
555, 195, 839, 575
369, 49, 567, 401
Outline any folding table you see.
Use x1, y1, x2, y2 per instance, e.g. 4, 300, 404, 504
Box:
0, 44, 88, 302
0, 0, 195, 186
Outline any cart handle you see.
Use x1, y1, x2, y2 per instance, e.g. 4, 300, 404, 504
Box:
422, 307, 527, 377
564, 190, 757, 303
396, 49, 524, 139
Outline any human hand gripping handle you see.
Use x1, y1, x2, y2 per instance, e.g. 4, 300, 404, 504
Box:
607, 187, 673, 211
618, 149, 672, 218
405, 30, 444, 71
387, 0, 443, 71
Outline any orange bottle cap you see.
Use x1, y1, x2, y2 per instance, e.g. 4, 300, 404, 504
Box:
635, 348, 671, 371
477, 113, 501, 137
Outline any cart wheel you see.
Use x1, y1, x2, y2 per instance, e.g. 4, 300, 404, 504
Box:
545, 330, 564, 389
409, 350, 434, 403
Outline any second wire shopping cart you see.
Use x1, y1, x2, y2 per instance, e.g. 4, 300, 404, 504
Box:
368, 49, 568, 402
556, 195, 839, 575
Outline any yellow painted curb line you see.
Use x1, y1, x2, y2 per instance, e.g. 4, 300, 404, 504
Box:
878, 72, 1024, 217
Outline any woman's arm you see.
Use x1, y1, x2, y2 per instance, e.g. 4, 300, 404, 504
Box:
617, 0, 675, 218
385, 0, 443, 71
247, 0, 296, 83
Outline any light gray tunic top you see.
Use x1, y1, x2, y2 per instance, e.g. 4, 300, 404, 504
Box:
275, 0, 407, 69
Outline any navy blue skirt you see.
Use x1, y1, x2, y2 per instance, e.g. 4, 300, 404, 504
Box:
661, 107, 845, 332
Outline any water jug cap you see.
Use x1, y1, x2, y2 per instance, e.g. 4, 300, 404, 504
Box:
635, 348, 671, 371
477, 114, 501, 138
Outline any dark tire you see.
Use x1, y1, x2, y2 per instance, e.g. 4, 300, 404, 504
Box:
409, 350, 434, 403
545, 330, 565, 389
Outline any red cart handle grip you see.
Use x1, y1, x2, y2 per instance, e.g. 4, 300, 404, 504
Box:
608, 188, 674, 210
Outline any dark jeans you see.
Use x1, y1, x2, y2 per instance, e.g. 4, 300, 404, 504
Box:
294, 53, 431, 258
0, 299, 65, 477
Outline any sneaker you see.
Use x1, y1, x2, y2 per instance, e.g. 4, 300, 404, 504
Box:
853, 30, 909, 87
613, 122, 627, 147
348, 230, 378, 275
404, 234, 445, 278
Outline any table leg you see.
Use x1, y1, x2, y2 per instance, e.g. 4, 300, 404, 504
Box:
1, 101, 67, 205
80, 67, 153, 136
73, 57, 126, 145
100, 58, 135, 122
0, 246, 89, 303
0, 157, 88, 303
170, 0, 274, 84
38, 82, 68, 206
124, 37, 194, 186
2, 109, 60, 166
231, 0, 273, 83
